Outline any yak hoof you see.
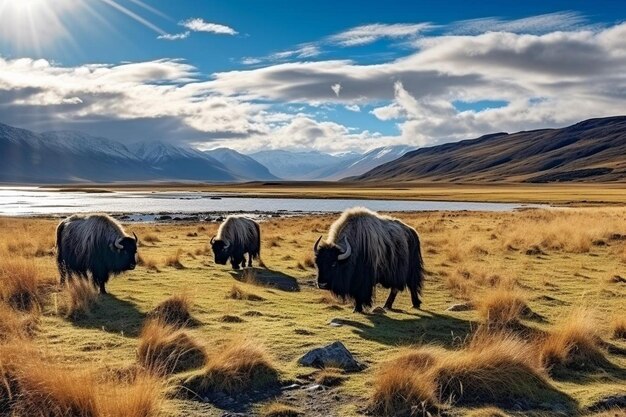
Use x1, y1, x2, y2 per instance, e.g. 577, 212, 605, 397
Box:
412, 303, 421, 310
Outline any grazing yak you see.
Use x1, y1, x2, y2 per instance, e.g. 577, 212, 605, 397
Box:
314, 207, 424, 313
56, 214, 138, 294
211, 216, 261, 269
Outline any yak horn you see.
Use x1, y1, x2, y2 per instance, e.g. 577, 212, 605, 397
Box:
210, 236, 216, 244
337, 237, 352, 261
314, 235, 322, 254
114, 237, 124, 250
133, 232, 138, 242
223, 239, 230, 249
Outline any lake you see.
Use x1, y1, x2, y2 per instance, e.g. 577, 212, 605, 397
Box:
0, 187, 537, 218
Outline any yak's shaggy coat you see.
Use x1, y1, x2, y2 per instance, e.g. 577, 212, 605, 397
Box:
212, 216, 261, 269
317, 207, 424, 312
56, 214, 137, 294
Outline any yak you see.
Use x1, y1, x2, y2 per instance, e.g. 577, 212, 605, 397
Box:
56, 214, 138, 294
211, 216, 261, 270
314, 207, 424, 313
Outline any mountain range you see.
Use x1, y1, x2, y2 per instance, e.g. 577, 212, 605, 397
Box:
355, 116, 626, 183
0, 122, 413, 183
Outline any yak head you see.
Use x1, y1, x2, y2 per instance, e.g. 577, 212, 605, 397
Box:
314, 235, 352, 293
110, 232, 138, 271
211, 236, 232, 265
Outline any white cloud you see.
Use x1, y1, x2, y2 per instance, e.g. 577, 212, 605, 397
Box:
448, 11, 593, 35
158, 31, 190, 41
328, 23, 434, 46
180, 18, 238, 35
2, 16, 626, 154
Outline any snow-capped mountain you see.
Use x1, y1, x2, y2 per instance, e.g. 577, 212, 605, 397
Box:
248, 150, 359, 180
0, 123, 237, 183
205, 148, 277, 180
328, 145, 416, 180
249, 146, 415, 180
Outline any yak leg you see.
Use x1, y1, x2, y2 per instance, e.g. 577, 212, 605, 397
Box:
247, 252, 253, 267
231, 258, 241, 270
409, 285, 421, 309
353, 302, 364, 314
92, 270, 108, 295
384, 288, 399, 310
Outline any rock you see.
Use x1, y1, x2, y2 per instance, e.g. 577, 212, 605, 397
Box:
587, 394, 626, 412
328, 318, 343, 327
371, 306, 386, 314
298, 341, 364, 372
446, 302, 474, 312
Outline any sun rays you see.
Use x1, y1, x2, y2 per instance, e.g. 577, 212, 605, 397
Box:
0, 0, 168, 53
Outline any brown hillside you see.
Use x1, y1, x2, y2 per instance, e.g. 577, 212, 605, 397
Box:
355, 116, 626, 183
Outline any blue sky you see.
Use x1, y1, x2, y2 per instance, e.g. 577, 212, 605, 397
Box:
0, 0, 625, 153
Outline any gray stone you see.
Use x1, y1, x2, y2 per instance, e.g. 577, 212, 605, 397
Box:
446, 302, 474, 311
329, 318, 343, 327
298, 341, 364, 372
587, 395, 626, 412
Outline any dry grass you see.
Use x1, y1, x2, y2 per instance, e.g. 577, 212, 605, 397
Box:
58, 279, 99, 318
185, 337, 279, 394
611, 316, 626, 339
0, 303, 37, 341
137, 319, 206, 375
227, 284, 265, 302
142, 234, 161, 244
500, 210, 626, 254
466, 408, 511, 417
475, 288, 530, 328
313, 367, 347, 387
138, 254, 160, 272
148, 294, 194, 328
241, 268, 259, 285
164, 249, 185, 269
369, 333, 566, 415
260, 402, 302, 417
538, 308, 607, 372
0, 258, 43, 311
0, 342, 164, 417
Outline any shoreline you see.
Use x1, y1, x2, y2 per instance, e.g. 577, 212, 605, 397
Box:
36, 182, 626, 205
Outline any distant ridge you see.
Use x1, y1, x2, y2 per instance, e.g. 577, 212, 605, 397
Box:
355, 116, 626, 183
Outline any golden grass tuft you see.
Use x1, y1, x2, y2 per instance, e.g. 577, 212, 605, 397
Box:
241, 267, 260, 285
313, 367, 347, 387
538, 308, 607, 372
261, 402, 302, 417
475, 288, 531, 328
142, 233, 161, 244
59, 279, 99, 318
369, 333, 566, 415
227, 284, 265, 302
137, 319, 206, 375
466, 407, 511, 417
0, 303, 37, 341
148, 294, 194, 327
164, 249, 185, 269
0, 258, 42, 311
611, 316, 626, 340
138, 254, 160, 272
1, 344, 164, 417
185, 337, 279, 394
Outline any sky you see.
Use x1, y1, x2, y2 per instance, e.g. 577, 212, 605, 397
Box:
0, 0, 625, 154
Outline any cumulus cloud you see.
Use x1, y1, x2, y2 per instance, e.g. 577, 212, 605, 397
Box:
2, 16, 626, 154
180, 18, 238, 35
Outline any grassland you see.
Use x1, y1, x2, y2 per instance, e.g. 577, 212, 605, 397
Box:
55, 182, 626, 205
0, 208, 625, 416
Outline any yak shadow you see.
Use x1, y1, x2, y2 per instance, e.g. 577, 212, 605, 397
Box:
230, 267, 300, 292
337, 309, 476, 347
68, 293, 146, 337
